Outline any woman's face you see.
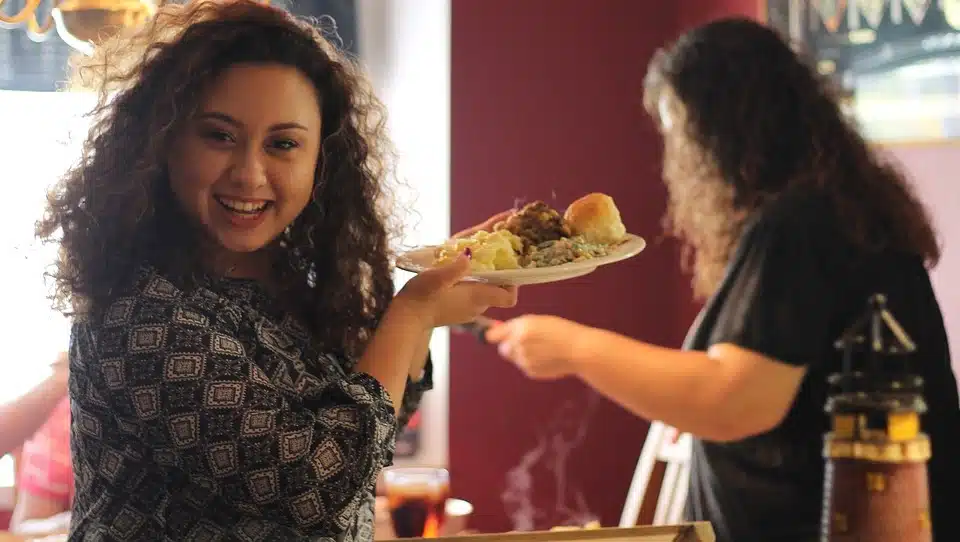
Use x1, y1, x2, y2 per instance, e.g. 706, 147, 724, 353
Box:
168, 62, 323, 259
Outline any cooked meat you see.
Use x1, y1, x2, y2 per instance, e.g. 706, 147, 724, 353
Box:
494, 201, 570, 248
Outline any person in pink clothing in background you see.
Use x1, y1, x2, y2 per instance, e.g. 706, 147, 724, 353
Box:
9, 370, 73, 536
0, 353, 69, 458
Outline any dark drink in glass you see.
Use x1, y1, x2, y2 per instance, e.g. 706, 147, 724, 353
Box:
384, 467, 450, 538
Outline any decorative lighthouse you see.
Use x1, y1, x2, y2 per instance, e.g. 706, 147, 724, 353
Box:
821, 294, 932, 542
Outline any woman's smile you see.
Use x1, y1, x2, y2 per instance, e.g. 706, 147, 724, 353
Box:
214, 195, 274, 214
212, 195, 275, 229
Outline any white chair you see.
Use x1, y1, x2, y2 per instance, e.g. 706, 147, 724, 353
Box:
619, 421, 693, 527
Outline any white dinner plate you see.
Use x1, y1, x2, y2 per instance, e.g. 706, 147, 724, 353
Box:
396, 234, 646, 286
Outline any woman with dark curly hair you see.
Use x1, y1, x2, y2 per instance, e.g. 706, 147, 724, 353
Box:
487, 18, 959, 542
36, 0, 516, 539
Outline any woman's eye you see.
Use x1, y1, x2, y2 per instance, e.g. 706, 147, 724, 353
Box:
202, 130, 235, 144
270, 139, 300, 151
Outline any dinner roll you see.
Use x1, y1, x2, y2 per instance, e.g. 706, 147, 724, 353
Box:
563, 193, 627, 244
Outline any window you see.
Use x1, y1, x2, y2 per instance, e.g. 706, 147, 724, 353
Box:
0, 90, 92, 489
0, 91, 91, 404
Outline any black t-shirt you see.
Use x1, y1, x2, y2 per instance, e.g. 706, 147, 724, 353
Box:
682, 188, 960, 542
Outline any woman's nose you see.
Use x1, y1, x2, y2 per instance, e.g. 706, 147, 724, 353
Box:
228, 146, 268, 189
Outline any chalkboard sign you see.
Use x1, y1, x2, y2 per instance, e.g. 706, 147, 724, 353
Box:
765, 0, 960, 142
0, 0, 73, 91
0, 0, 358, 92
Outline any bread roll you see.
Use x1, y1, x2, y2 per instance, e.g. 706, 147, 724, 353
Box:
563, 193, 627, 244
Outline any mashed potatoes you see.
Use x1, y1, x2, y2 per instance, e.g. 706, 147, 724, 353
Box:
433, 229, 524, 271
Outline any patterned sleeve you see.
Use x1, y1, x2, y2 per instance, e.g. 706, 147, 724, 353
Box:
397, 354, 433, 430
88, 276, 398, 536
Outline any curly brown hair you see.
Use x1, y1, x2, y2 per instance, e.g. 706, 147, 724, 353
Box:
643, 18, 940, 300
36, 0, 400, 358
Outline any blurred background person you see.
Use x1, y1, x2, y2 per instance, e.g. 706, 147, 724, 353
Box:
0, 354, 69, 458
488, 18, 960, 542
9, 383, 72, 537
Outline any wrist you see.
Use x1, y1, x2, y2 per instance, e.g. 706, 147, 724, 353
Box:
569, 325, 601, 376
387, 295, 433, 332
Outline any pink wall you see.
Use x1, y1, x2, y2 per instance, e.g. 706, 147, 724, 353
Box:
887, 145, 960, 374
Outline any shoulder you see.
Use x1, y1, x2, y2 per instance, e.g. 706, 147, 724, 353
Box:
96, 266, 237, 329
92, 266, 312, 357
738, 187, 840, 255
719, 187, 847, 299
83, 266, 252, 367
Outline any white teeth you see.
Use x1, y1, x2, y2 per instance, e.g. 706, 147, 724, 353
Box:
217, 197, 269, 213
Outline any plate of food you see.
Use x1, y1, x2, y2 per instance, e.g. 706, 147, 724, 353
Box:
396, 193, 646, 286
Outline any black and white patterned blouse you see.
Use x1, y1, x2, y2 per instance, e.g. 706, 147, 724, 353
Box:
66, 265, 431, 541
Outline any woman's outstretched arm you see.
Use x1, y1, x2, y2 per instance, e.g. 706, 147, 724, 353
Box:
569, 326, 806, 441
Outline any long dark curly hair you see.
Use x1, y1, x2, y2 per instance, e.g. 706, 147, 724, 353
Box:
643, 18, 940, 300
36, 0, 400, 358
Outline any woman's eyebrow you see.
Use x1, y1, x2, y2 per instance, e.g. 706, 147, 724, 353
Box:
195, 111, 309, 132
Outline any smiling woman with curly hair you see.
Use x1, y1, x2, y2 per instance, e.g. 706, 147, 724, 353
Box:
36, 0, 516, 539
486, 18, 959, 542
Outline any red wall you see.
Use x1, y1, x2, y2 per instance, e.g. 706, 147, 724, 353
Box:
449, 0, 757, 532
678, 0, 761, 27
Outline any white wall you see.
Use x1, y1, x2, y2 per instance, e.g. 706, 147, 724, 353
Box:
356, 0, 452, 467
0, 89, 93, 490
0, 90, 92, 406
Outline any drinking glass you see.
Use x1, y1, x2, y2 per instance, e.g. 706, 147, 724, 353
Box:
383, 467, 450, 538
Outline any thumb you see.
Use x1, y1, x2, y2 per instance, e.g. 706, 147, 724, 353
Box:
426, 252, 473, 287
